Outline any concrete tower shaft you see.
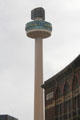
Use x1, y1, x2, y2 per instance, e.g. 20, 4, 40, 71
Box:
34, 38, 43, 120
25, 7, 52, 120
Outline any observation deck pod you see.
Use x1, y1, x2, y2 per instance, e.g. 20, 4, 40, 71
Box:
25, 7, 52, 39
25, 20, 52, 39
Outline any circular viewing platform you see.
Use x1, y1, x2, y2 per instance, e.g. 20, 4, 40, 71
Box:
25, 20, 52, 39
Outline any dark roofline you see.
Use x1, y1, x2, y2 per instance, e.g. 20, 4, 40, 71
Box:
42, 55, 80, 89
0, 114, 18, 120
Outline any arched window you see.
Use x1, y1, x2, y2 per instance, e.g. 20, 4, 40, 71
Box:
72, 75, 79, 91
64, 81, 70, 96
55, 87, 61, 100
55, 87, 62, 120
72, 75, 80, 118
63, 81, 71, 120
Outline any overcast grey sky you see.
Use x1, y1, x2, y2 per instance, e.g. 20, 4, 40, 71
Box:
0, 0, 80, 120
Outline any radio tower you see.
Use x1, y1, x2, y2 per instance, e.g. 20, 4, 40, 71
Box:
25, 7, 52, 120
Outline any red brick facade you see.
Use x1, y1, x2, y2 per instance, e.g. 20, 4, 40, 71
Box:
42, 55, 80, 120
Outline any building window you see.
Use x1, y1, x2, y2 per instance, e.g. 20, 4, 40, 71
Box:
55, 87, 62, 120
55, 87, 61, 100
77, 94, 80, 108
55, 105, 60, 120
72, 74, 80, 117
64, 81, 70, 95
72, 74, 79, 91
64, 81, 71, 120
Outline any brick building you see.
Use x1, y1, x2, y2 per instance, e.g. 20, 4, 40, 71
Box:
0, 115, 18, 120
42, 55, 80, 120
